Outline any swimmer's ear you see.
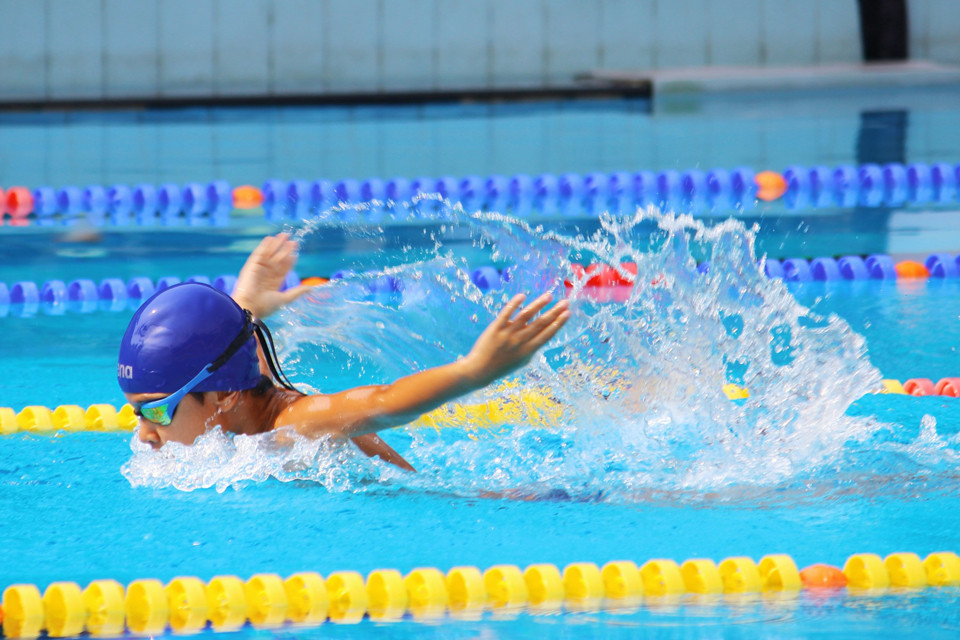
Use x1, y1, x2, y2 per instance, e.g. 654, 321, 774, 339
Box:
215, 391, 242, 412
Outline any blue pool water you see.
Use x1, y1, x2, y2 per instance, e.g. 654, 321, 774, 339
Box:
3, 93, 960, 638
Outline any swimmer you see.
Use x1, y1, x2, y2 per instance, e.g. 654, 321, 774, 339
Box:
119, 233, 570, 471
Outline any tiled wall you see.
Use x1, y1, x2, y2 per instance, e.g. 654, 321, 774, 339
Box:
4, 0, 947, 102
2, 87, 956, 189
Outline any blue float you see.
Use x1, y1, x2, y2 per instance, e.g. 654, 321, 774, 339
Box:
857, 164, 884, 207
311, 179, 335, 214
107, 185, 133, 224
807, 166, 832, 208
865, 254, 897, 279
730, 167, 756, 210
40, 280, 67, 304
931, 163, 957, 203
182, 183, 208, 217
811, 257, 841, 281
11, 281, 39, 317
40, 280, 67, 315
67, 279, 97, 302
186, 275, 211, 285
763, 258, 785, 279
533, 174, 559, 215
83, 185, 109, 218
657, 170, 682, 211
633, 171, 658, 208
509, 174, 533, 203
385, 177, 411, 203
157, 183, 183, 220
11, 281, 39, 305
782, 258, 813, 282
459, 175, 483, 209
832, 166, 858, 208
336, 179, 360, 204
925, 253, 960, 278
471, 266, 502, 291
262, 179, 289, 220
485, 175, 508, 207
31, 187, 57, 218
782, 166, 810, 210
559, 173, 584, 200
907, 163, 932, 203
208, 180, 233, 218
706, 168, 732, 212
361, 178, 385, 203
681, 170, 707, 214
57, 186, 84, 217
127, 277, 155, 299
286, 180, 312, 220
838, 255, 870, 280
881, 163, 908, 207
133, 184, 159, 224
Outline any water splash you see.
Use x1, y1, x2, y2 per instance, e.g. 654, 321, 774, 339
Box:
126, 199, 948, 501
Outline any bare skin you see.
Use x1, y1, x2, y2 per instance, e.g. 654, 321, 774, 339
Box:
129, 233, 570, 472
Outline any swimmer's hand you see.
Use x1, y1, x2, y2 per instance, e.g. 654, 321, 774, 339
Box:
233, 233, 312, 318
461, 293, 570, 387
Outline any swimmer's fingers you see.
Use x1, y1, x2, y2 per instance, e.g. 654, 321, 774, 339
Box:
276, 283, 312, 306
509, 293, 554, 327
493, 294, 527, 328
516, 299, 570, 347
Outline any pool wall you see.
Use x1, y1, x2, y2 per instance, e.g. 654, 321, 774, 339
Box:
1, 0, 957, 103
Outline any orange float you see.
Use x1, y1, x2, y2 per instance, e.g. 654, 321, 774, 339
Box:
904, 378, 936, 396
301, 277, 329, 287
755, 171, 787, 202
233, 185, 264, 209
895, 261, 929, 279
799, 564, 847, 589
935, 378, 960, 397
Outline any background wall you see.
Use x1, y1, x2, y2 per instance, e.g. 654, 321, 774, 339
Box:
0, 0, 956, 103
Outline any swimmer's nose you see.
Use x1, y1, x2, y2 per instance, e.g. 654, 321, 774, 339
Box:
137, 420, 161, 448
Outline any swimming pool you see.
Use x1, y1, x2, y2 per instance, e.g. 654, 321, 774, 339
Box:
3, 92, 960, 639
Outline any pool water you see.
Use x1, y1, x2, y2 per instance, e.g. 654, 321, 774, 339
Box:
3, 93, 960, 638
0, 206, 960, 637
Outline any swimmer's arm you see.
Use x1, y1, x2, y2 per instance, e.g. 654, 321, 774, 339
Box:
350, 433, 416, 472
232, 233, 311, 319
278, 293, 570, 439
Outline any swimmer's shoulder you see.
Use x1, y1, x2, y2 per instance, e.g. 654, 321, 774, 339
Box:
268, 391, 335, 436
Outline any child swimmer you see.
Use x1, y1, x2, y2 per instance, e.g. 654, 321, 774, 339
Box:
118, 234, 570, 471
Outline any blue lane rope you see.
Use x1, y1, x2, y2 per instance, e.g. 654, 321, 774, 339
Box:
2, 162, 958, 227
2, 250, 960, 318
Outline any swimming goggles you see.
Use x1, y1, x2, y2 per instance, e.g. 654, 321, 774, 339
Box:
133, 312, 256, 426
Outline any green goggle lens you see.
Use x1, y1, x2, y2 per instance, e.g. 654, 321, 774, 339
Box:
140, 403, 175, 426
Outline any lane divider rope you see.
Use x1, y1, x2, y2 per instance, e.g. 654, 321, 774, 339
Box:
4, 248, 960, 318
0, 378, 952, 437
0, 383, 562, 436
2, 552, 958, 637
3, 162, 958, 227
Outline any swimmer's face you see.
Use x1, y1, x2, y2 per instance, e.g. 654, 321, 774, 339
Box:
125, 392, 218, 449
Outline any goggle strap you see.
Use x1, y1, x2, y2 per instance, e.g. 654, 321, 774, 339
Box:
207, 311, 256, 373
253, 318, 300, 393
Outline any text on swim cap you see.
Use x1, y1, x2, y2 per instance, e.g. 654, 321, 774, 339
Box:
118, 364, 134, 379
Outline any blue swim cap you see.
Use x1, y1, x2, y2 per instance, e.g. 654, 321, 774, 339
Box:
118, 282, 260, 394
